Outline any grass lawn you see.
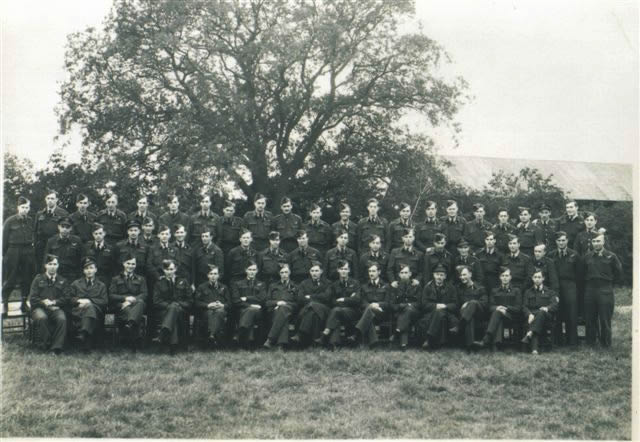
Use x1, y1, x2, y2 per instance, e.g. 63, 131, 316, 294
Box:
1, 287, 632, 439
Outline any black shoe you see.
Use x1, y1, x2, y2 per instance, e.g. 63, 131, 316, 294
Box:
313, 336, 325, 346
521, 334, 531, 345
76, 332, 87, 343
52, 348, 63, 355
263, 339, 273, 349
472, 340, 485, 350
422, 339, 431, 350
169, 344, 178, 355
399, 344, 408, 352
448, 326, 459, 334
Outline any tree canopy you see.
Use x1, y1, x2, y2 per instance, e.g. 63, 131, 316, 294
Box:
58, 0, 468, 204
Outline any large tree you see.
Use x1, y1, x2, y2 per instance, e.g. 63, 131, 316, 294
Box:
58, 0, 467, 204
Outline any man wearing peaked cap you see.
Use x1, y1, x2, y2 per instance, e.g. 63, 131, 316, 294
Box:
3, 196, 35, 316
44, 216, 83, 282
70, 256, 108, 351
115, 217, 149, 278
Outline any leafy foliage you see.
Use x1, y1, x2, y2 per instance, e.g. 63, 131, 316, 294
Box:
57, 0, 468, 205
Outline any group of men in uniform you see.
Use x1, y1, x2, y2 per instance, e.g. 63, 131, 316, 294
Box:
2, 190, 623, 354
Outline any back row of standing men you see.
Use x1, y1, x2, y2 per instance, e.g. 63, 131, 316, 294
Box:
3, 190, 621, 350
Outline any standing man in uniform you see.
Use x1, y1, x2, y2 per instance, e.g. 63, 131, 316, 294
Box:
225, 229, 258, 284
34, 189, 69, 266
491, 207, 515, 254
189, 194, 219, 246
83, 223, 117, 288
387, 228, 423, 286
464, 203, 492, 251
127, 194, 158, 233
274, 197, 303, 253
3, 196, 35, 315
158, 194, 191, 239
69, 193, 96, 244
44, 217, 83, 283
574, 212, 606, 256
555, 200, 584, 246
358, 234, 389, 284
287, 230, 322, 284
531, 244, 560, 292
194, 265, 230, 348
115, 220, 149, 278
548, 231, 581, 346
172, 224, 195, 287
304, 204, 333, 258
423, 233, 454, 283
504, 235, 534, 292
331, 203, 358, 252
532, 203, 556, 249
515, 207, 543, 258
439, 200, 466, 255
96, 193, 128, 245
475, 231, 505, 296
242, 193, 272, 252
418, 263, 459, 350
257, 231, 288, 287
216, 200, 244, 255
415, 200, 442, 253
194, 230, 225, 287
324, 228, 358, 282
356, 198, 388, 254
583, 233, 622, 347
387, 203, 415, 252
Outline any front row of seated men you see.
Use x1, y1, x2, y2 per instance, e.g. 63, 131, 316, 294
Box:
30, 247, 562, 355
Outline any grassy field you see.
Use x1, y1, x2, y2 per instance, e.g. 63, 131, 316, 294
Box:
1, 287, 632, 439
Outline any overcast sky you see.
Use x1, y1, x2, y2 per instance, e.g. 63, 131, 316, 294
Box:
2, 0, 638, 170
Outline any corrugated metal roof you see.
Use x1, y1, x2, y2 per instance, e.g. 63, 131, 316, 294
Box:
442, 155, 633, 201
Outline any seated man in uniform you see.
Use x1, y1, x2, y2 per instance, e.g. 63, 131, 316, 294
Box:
295, 261, 332, 347
153, 259, 192, 354
391, 264, 421, 350
452, 265, 488, 351
418, 264, 459, 350
29, 254, 71, 354
231, 260, 266, 348
473, 267, 523, 351
195, 264, 230, 348
521, 269, 559, 354
263, 263, 299, 349
70, 257, 108, 352
109, 252, 148, 351
355, 263, 392, 348
319, 260, 361, 349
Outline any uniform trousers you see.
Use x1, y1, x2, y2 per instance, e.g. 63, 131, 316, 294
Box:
297, 302, 329, 344
459, 301, 486, 347
32, 307, 67, 351
557, 279, 578, 345
585, 281, 615, 347
266, 305, 293, 345
72, 303, 104, 338
355, 305, 391, 345
419, 309, 459, 346
395, 305, 422, 346
237, 306, 263, 342
156, 303, 187, 345
484, 310, 520, 344
325, 306, 359, 344
115, 301, 146, 340
2, 246, 35, 309
199, 308, 227, 340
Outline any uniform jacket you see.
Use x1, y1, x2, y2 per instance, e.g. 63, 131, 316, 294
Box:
419, 281, 459, 314
356, 216, 388, 253
387, 246, 424, 283
287, 246, 322, 280
96, 209, 128, 244
330, 277, 361, 309
414, 218, 443, 253
489, 285, 522, 319
331, 220, 358, 252
386, 218, 415, 252
390, 280, 420, 312
147, 242, 178, 281
34, 207, 69, 247
153, 276, 192, 310
583, 249, 622, 283
439, 215, 467, 249
304, 219, 333, 255
464, 219, 493, 250
423, 248, 454, 282
266, 280, 299, 310
548, 247, 581, 282
491, 222, 516, 253
532, 218, 557, 248
358, 250, 389, 283
522, 285, 559, 317
29, 273, 72, 309
3, 214, 33, 252
457, 282, 488, 309
69, 211, 97, 244
195, 281, 230, 310
452, 254, 484, 287
359, 279, 390, 310
273, 213, 303, 242
194, 242, 225, 285
515, 222, 543, 251
504, 252, 534, 286
127, 210, 158, 232
44, 234, 82, 278
531, 256, 560, 291
226, 245, 258, 280
172, 241, 195, 285
158, 211, 191, 237
231, 278, 267, 309
115, 239, 149, 276
324, 246, 358, 281
109, 272, 148, 308
70, 278, 108, 313
83, 241, 117, 282
555, 214, 585, 246
189, 210, 219, 244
